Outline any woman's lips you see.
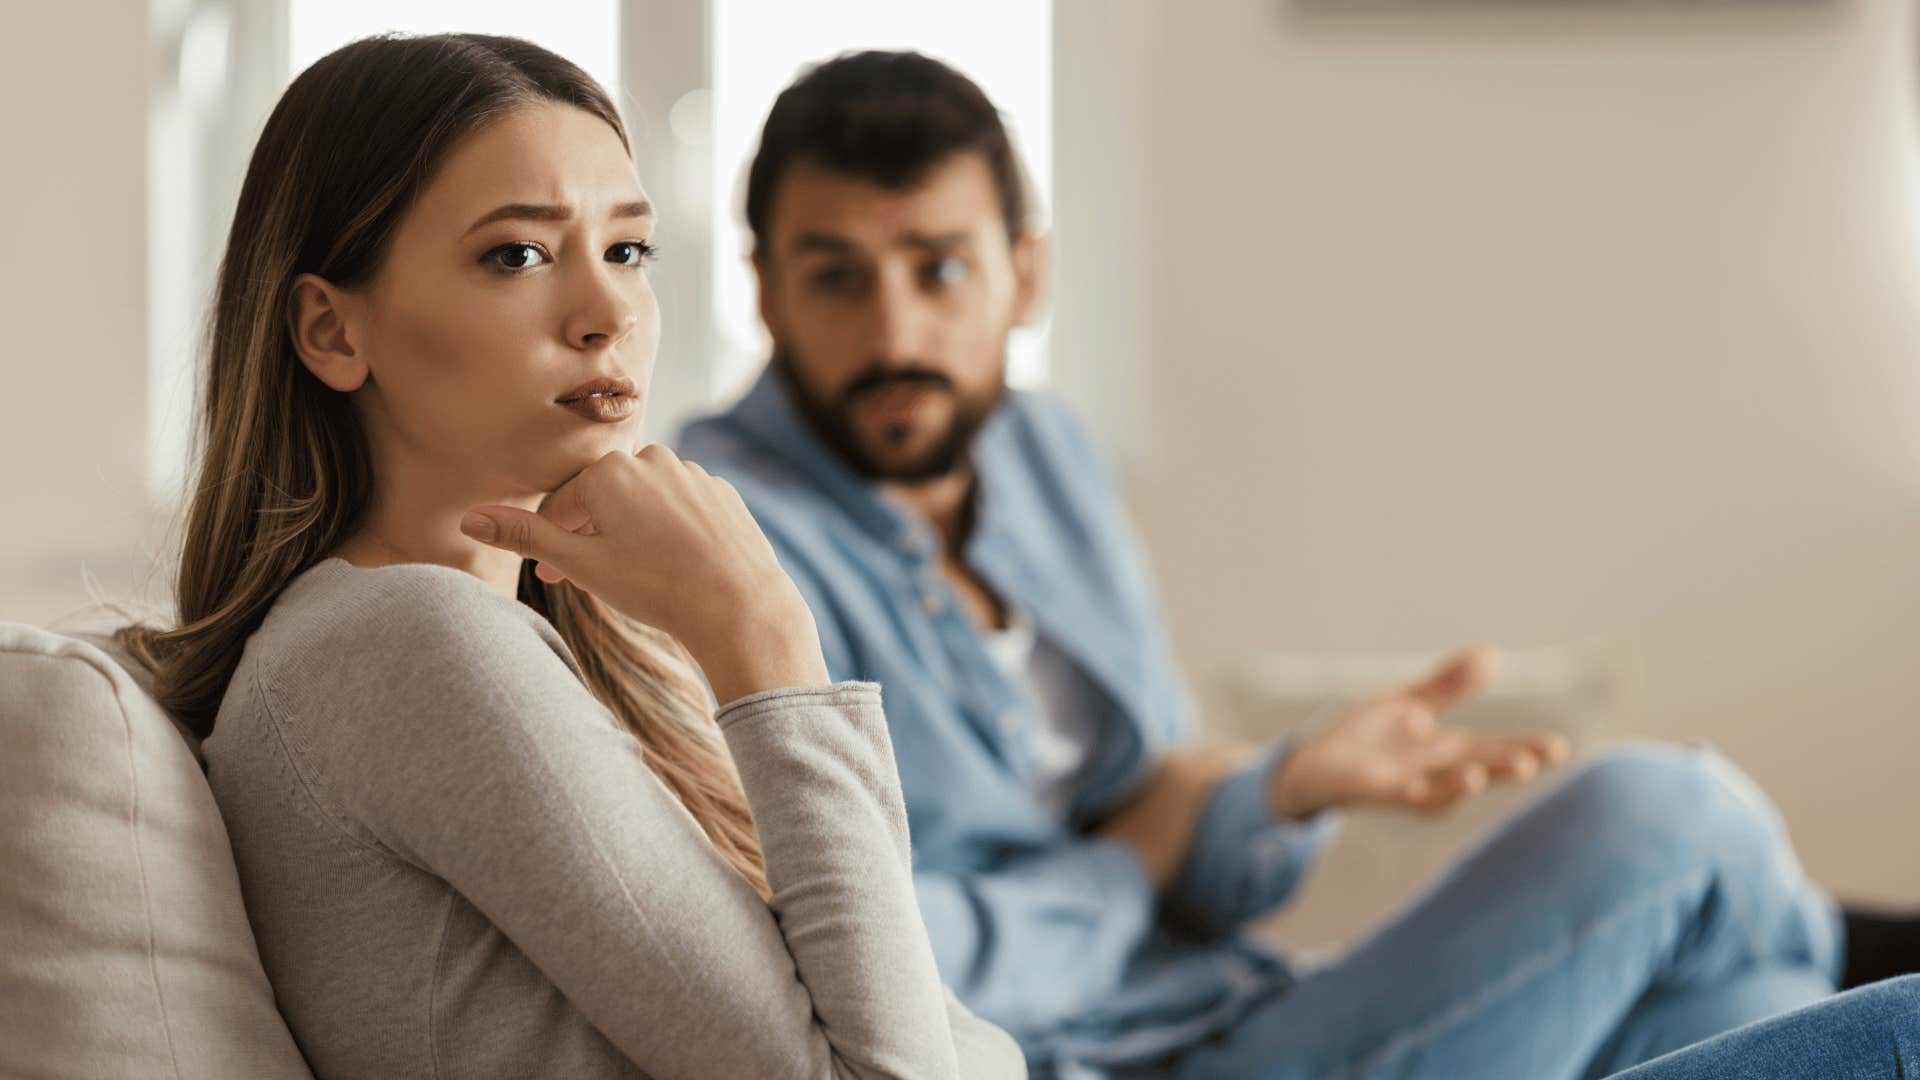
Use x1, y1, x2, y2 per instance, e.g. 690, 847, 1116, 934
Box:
559, 393, 637, 424
556, 375, 638, 424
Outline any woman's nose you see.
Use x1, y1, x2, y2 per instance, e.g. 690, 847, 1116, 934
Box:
564, 267, 640, 350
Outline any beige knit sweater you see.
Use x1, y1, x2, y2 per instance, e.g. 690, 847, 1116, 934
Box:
204, 558, 1025, 1079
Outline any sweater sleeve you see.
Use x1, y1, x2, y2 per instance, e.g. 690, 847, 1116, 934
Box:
267, 568, 1024, 1080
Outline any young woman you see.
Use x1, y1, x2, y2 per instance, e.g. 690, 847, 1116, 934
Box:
119, 31, 1915, 1080
119, 33, 1021, 1078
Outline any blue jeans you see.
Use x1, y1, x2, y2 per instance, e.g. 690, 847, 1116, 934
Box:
1609, 974, 1920, 1079
1146, 744, 1850, 1079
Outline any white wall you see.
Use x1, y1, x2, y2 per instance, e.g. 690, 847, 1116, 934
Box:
0, 2, 169, 626
7, 0, 1918, 904
1057, 0, 1920, 901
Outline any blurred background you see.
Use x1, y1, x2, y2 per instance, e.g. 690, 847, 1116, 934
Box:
3, 0, 1918, 946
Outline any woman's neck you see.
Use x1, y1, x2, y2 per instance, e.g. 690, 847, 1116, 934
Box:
333, 460, 538, 598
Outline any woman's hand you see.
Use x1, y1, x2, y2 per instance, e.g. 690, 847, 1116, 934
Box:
1267, 647, 1571, 820
460, 446, 829, 704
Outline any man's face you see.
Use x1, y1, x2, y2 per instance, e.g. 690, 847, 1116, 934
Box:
755, 153, 1040, 482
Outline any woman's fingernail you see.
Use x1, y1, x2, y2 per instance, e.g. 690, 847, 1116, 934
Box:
460, 512, 497, 542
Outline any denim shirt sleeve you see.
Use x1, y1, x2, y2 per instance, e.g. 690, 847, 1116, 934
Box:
779, 545, 857, 678
913, 836, 1158, 1033
756, 521, 1155, 1026
1161, 741, 1340, 942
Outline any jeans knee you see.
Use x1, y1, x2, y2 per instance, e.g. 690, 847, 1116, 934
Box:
1559, 743, 1718, 811
1511, 743, 1831, 978
1554, 743, 1786, 864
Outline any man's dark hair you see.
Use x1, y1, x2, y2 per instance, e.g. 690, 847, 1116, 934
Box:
744, 50, 1028, 253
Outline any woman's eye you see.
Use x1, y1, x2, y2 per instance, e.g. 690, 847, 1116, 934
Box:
482, 243, 550, 272
606, 240, 658, 266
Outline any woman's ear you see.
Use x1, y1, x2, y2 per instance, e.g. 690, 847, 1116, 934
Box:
288, 273, 368, 392
1009, 229, 1051, 329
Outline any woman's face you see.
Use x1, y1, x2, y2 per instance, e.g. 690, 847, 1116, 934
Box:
349, 102, 659, 497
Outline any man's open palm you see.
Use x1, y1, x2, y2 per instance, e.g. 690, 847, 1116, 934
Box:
1269, 647, 1571, 819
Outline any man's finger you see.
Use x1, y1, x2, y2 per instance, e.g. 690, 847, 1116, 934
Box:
1409, 761, 1489, 812
1404, 645, 1503, 712
1458, 734, 1540, 779
1524, 732, 1573, 767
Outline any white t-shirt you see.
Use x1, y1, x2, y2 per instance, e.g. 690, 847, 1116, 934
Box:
980, 611, 1105, 819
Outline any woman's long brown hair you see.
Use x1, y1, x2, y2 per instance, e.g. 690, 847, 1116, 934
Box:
118, 33, 770, 899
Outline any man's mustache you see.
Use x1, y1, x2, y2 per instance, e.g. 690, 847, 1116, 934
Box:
840, 368, 954, 405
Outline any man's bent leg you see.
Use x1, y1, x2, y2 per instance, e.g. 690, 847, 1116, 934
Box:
1579, 967, 1836, 1079
1166, 744, 1840, 1080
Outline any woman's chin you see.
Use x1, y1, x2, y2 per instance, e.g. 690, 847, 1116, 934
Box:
561, 416, 643, 455
532, 434, 637, 488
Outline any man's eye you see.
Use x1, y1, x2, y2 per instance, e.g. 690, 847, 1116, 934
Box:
606, 240, 658, 266
482, 243, 551, 272
811, 266, 858, 293
926, 256, 969, 287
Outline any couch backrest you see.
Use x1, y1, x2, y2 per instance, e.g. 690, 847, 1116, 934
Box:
0, 622, 315, 1079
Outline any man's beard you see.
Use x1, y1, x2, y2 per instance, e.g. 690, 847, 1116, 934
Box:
772, 351, 1005, 483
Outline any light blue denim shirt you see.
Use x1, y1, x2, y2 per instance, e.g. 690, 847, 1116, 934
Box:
679, 370, 1337, 1071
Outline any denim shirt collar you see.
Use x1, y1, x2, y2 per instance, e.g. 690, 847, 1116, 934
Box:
731, 369, 920, 541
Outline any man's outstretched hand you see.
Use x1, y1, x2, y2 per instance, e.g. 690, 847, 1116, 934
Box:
1100, 646, 1570, 888
1267, 646, 1570, 820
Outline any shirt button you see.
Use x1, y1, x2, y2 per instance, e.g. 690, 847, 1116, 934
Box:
921, 591, 947, 616
999, 709, 1024, 735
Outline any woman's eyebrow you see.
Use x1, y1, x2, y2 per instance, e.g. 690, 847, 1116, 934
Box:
463, 200, 654, 237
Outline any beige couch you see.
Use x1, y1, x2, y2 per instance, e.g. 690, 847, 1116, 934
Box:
0, 621, 314, 1079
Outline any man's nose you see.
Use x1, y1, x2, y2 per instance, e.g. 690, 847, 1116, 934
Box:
865, 269, 932, 362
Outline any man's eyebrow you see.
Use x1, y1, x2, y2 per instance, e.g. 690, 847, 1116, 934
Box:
788, 231, 973, 255
463, 200, 654, 237
791, 232, 858, 255
901, 232, 973, 252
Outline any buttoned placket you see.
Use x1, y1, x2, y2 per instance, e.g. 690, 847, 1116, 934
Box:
903, 521, 1036, 773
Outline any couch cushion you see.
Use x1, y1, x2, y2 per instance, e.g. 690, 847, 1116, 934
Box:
0, 622, 314, 1079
